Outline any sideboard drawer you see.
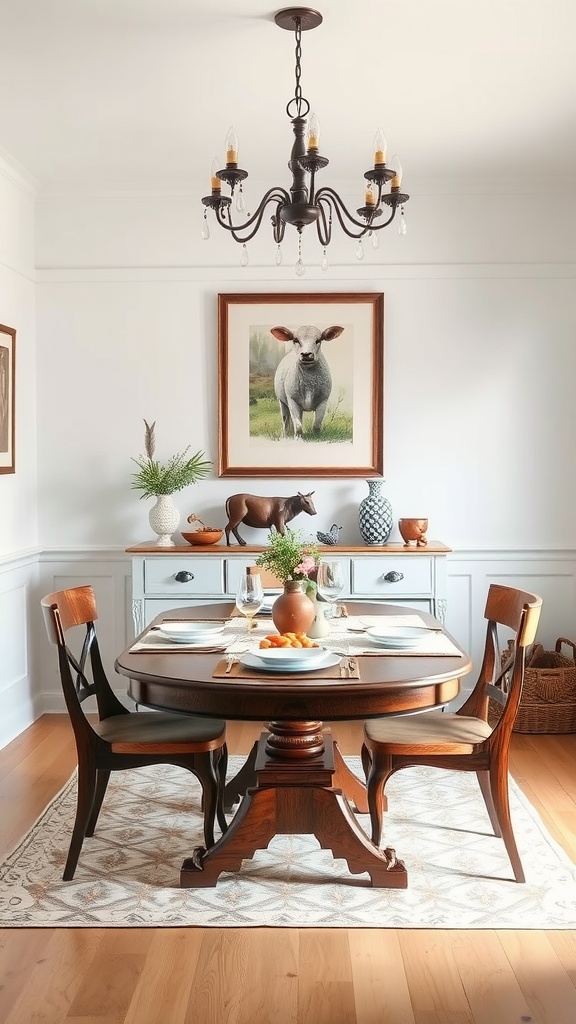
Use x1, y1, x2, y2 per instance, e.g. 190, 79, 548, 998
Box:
351, 557, 433, 597
143, 557, 224, 596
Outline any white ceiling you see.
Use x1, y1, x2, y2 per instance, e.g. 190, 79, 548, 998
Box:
0, 0, 575, 194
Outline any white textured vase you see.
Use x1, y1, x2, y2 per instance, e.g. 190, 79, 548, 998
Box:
148, 494, 180, 547
306, 585, 331, 639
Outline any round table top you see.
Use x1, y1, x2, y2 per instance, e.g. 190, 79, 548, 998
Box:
115, 602, 472, 722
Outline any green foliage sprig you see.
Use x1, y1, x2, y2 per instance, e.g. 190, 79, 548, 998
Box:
256, 527, 319, 584
131, 419, 211, 499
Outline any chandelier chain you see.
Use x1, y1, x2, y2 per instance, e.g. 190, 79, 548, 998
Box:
294, 17, 303, 115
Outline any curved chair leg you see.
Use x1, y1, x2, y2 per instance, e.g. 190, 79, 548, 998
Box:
476, 769, 502, 837
364, 748, 394, 847
192, 756, 220, 850
86, 768, 111, 837
361, 742, 372, 782
64, 760, 97, 881
488, 761, 525, 883
215, 745, 229, 835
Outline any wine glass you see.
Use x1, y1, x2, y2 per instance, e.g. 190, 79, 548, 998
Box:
316, 559, 345, 614
235, 573, 264, 630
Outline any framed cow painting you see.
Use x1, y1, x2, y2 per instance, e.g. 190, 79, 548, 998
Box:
217, 292, 383, 477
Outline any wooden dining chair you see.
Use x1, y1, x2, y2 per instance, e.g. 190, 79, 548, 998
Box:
361, 584, 543, 882
41, 585, 228, 880
248, 565, 283, 589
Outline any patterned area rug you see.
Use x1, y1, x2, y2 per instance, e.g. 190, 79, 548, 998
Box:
1, 758, 575, 928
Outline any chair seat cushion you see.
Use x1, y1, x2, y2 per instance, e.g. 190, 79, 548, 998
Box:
96, 711, 226, 746
364, 711, 492, 750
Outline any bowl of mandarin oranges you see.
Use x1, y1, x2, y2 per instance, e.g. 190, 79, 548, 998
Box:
257, 632, 325, 667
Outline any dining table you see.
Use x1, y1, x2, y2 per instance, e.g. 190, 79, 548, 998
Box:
114, 600, 472, 889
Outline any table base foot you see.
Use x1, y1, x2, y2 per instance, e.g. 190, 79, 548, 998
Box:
180, 782, 407, 889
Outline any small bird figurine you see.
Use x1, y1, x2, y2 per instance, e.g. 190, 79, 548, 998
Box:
316, 523, 343, 546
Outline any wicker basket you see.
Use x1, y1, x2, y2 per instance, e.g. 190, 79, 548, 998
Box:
491, 637, 576, 734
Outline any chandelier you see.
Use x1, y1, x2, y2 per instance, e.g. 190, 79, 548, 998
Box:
201, 7, 409, 275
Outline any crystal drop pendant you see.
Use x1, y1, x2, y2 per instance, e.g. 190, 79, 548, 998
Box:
275, 244, 283, 266
371, 230, 379, 249
295, 258, 306, 277
321, 248, 328, 272
201, 221, 210, 240
240, 244, 249, 267
398, 207, 407, 236
235, 187, 245, 213
355, 240, 365, 261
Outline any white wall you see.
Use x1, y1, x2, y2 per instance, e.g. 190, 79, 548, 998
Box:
0, 153, 38, 553
3, 175, 576, 743
34, 183, 576, 552
0, 153, 40, 748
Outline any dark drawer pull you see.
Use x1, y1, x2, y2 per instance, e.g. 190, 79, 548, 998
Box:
382, 570, 404, 583
174, 570, 195, 583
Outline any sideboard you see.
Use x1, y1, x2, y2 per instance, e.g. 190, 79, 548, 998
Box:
126, 541, 451, 634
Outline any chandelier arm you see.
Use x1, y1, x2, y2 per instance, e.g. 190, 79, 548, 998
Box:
315, 187, 397, 237
315, 197, 332, 248
214, 188, 291, 243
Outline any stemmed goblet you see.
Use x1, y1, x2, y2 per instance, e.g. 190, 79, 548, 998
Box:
235, 572, 264, 630
316, 559, 345, 615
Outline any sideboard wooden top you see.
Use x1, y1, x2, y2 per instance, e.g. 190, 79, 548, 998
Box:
126, 541, 452, 555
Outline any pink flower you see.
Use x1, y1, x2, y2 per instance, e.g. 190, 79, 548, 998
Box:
293, 554, 316, 579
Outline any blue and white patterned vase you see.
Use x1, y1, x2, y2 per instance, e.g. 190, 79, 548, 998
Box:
358, 479, 393, 546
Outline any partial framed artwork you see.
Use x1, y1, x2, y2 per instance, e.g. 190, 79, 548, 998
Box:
0, 324, 15, 475
218, 292, 383, 477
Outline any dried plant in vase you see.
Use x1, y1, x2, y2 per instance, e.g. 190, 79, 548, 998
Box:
131, 420, 212, 547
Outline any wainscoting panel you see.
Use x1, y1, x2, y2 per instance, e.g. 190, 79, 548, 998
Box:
0, 553, 41, 748
1, 547, 575, 747
37, 552, 134, 714
446, 551, 576, 702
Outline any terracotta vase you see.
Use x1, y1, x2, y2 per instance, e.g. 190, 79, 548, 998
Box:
271, 580, 315, 635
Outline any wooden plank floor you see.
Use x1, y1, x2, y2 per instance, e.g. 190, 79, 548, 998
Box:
1, 716, 575, 1024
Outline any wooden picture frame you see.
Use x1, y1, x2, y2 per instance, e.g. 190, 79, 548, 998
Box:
0, 324, 15, 475
218, 292, 383, 478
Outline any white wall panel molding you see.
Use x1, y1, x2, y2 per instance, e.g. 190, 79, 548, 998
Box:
36, 263, 576, 284
0, 559, 41, 749
37, 555, 133, 716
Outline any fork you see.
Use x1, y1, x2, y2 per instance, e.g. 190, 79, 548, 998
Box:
225, 654, 238, 674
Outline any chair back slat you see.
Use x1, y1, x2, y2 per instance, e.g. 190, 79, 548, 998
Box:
41, 586, 129, 724
248, 565, 283, 589
458, 586, 541, 726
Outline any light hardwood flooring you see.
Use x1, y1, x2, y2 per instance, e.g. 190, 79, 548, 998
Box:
1, 715, 576, 1024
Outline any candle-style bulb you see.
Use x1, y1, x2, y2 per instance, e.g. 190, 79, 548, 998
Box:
373, 128, 387, 165
389, 153, 403, 188
307, 113, 320, 151
210, 157, 221, 191
365, 182, 376, 206
225, 126, 238, 164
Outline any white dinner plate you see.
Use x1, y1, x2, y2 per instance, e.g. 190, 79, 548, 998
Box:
240, 651, 339, 674
252, 646, 328, 669
157, 621, 225, 642
259, 594, 281, 613
366, 625, 430, 649
156, 630, 226, 645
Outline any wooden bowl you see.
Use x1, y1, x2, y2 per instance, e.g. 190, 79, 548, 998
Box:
181, 530, 223, 546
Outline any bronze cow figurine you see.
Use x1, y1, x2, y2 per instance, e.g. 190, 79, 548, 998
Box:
224, 491, 317, 546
